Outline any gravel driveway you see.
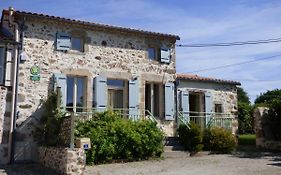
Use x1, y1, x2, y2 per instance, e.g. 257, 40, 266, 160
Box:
86, 151, 281, 175
0, 150, 280, 175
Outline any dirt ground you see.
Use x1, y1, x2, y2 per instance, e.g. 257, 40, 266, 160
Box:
86, 151, 281, 175
0, 150, 280, 175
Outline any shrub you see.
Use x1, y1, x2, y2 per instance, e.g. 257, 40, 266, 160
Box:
263, 99, 281, 141
75, 111, 164, 164
203, 127, 237, 153
177, 123, 203, 152
33, 93, 64, 146
238, 102, 254, 134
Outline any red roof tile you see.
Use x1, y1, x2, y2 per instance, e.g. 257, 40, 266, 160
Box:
176, 73, 241, 85
3, 9, 180, 40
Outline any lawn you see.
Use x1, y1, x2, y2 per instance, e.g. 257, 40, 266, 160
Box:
238, 134, 256, 146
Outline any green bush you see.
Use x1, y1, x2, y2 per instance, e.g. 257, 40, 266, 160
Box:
263, 99, 281, 141
33, 93, 64, 146
177, 123, 203, 152
203, 127, 237, 153
238, 102, 254, 134
75, 111, 164, 164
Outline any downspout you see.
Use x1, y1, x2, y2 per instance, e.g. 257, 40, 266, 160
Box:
7, 7, 20, 164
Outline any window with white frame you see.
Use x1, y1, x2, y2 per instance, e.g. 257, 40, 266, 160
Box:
66, 76, 86, 112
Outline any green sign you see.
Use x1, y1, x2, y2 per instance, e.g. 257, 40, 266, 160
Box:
30, 66, 40, 81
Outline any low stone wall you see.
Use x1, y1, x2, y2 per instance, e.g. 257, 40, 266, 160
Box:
37, 147, 86, 175
255, 107, 281, 151
59, 116, 72, 147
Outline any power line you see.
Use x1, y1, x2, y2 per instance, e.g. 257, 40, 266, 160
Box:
176, 37, 281, 47
187, 53, 281, 73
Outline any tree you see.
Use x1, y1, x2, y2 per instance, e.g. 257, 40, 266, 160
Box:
255, 89, 281, 105
237, 87, 253, 134
237, 87, 250, 104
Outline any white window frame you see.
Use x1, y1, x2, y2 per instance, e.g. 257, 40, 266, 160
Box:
66, 76, 86, 112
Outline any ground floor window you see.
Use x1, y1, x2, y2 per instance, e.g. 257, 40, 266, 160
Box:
145, 83, 163, 117
66, 76, 86, 112
107, 79, 127, 109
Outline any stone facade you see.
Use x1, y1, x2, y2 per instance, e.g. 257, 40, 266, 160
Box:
254, 107, 281, 151
37, 147, 86, 175
0, 86, 10, 164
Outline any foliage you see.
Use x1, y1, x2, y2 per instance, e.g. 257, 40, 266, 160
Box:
263, 99, 281, 141
177, 123, 203, 152
237, 87, 251, 104
238, 134, 256, 146
33, 93, 64, 146
255, 89, 281, 105
203, 127, 237, 153
238, 102, 254, 134
237, 87, 254, 134
75, 111, 164, 165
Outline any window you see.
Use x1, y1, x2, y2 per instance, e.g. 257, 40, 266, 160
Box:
66, 76, 86, 112
148, 47, 159, 60
107, 79, 126, 109
71, 36, 84, 52
215, 104, 223, 113
0, 47, 4, 85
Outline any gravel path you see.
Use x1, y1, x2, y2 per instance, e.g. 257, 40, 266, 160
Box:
86, 151, 281, 175
0, 151, 280, 175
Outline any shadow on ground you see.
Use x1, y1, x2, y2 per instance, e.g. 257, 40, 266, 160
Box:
231, 145, 281, 168
0, 163, 58, 175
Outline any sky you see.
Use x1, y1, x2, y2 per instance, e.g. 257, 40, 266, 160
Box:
1, 0, 281, 102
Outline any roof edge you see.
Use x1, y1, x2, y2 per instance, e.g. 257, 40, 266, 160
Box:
176, 73, 241, 86
3, 9, 180, 40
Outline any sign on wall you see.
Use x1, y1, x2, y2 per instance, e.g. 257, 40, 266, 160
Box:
30, 66, 40, 81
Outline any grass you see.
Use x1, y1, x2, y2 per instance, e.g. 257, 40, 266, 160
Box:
238, 134, 256, 146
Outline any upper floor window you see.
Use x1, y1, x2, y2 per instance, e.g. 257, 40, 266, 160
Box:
71, 36, 84, 52
148, 47, 159, 61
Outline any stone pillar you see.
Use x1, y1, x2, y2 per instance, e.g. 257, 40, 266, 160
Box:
254, 107, 268, 148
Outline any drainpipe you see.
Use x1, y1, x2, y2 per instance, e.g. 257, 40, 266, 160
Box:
7, 6, 20, 164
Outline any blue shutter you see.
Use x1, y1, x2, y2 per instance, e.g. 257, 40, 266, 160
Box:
53, 73, 67, 109
129, 78, 139, 120
205, 91, 213, 126
180, 90, 189, 122
56, 32, 71, 51
165, 82, 175, 120
94, 75, 107, 112
160, 48, 170, 63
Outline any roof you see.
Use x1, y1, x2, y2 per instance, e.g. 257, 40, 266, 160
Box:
176, 73, 241, 85
2, 9, 180, 40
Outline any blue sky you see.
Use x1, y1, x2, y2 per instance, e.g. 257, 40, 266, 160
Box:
1, 0, 281, 102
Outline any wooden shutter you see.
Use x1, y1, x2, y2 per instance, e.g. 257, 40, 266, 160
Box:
129, 78, 139, 120
0, 48, 4, 85
205, 91, 213, 125
4, 48, 12, 86
94, 75, 107, 112
180, 90, 189, 122
160, 48, 170, 63
53, 73, 67, 109
165, 82, 175, 120
56, 32, 71, 51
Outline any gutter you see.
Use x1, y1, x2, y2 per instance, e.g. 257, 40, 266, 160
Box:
7, 7, 20, 164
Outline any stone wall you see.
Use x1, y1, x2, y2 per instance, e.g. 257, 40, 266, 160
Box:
0, 86, 11, 164
59, 116, 72, 147
37, 147, 86, 175
255, 107, 281, 151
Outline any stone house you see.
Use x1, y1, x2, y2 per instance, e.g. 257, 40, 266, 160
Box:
0, 8, 240, 164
